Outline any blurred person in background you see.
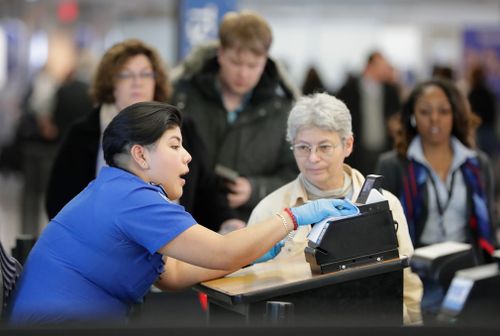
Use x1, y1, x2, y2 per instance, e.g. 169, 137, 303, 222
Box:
375, 78, 498, 320
431, 65, 455, 82
45, 39, 243, 234
467, 64, 498, 158
17, 30, 84, 238
301, 65, 329, 95
170, 10, 299, 221
336, 51, 401, 176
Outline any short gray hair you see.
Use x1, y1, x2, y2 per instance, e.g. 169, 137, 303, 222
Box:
286, 93, 353, 143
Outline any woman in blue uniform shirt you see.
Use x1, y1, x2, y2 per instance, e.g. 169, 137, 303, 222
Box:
7, 101, 357, 325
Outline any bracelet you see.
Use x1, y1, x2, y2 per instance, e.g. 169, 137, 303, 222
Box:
284, 208, 298, 230
275, 212, 291, 235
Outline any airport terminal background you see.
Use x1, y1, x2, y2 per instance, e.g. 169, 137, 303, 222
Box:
1, 0, 500, 332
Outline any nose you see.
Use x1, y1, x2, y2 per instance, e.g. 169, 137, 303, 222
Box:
131, 74, 144, 84
307, 148, 321, 162
184, 148, 192, 165
238, 65, 250, 79
431, 107, 444, 120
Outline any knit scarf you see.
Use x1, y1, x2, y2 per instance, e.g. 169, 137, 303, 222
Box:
299, 172, 352, 201
400, 158, 496, 256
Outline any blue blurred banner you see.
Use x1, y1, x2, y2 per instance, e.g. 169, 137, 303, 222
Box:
178, 0, 238, 61
463, 26, 500, 100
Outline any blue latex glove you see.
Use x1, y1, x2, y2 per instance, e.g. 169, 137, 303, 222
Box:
290, 198, 359, 226
253, 240, 285, 264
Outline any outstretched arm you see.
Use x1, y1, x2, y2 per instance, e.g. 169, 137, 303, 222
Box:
155, 199, 359, 290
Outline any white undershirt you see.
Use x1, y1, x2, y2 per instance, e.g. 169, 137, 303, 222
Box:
360, 77, 385, 150
96, 104, 119, 175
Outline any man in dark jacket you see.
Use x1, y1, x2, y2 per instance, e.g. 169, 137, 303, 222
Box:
171, 11, 299, 221
337, 51, 401, 176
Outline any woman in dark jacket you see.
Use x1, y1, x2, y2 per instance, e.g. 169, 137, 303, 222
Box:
375, 78, 498, 319
46, 39, 243, 232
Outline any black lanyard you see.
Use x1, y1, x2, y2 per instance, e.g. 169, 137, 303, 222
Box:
427, 169, 457, 217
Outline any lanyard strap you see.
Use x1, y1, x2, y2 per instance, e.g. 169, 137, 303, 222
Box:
427, 169, 457, 217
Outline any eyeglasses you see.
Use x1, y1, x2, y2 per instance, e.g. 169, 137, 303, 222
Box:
116, 71, 156, 82
290, 143, 341, 158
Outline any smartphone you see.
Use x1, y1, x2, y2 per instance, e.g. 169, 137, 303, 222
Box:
215, 164, 239, 183
355, 174, 384, 204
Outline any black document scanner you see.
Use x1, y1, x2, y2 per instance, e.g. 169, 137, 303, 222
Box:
305, 199, 400, 274
305, 175, 400, 274
410, 242, 476, 290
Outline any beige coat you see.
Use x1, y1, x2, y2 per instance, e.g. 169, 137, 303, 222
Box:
247, 164, 423, 325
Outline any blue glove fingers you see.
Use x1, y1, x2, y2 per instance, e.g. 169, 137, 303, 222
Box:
253, 250, 275, 264
338, 208, 358, 216
290, 198, 338, 225
253, 241, 284, 264
330, 198, 347, 207
291, 198, 359, 226
336, 199, 359, 216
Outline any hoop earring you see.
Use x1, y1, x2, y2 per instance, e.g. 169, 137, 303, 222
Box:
410, 115, 416, 128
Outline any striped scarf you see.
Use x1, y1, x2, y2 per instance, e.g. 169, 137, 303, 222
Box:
400, 157, 496, 256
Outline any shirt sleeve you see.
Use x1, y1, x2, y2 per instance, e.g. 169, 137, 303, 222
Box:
118, 186, 197, 254
384, 189, 423, 325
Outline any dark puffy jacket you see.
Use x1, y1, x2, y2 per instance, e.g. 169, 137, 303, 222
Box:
171, 43, 300, 220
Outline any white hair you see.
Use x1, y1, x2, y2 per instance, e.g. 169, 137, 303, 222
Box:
286, 92, 353, 143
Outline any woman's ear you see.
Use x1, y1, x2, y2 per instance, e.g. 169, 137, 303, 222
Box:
130, 144, 149, 170
216, 46, 224, 64
343, 135, 354, 158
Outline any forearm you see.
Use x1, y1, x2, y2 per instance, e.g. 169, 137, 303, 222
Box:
403, 268, 423, 324
159, 211, 294, 272
155, 257, 233, 291
219, 211, 293, 268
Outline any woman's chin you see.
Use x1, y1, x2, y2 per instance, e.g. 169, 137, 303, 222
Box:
172, 189, 183, 200
164, 186, 183, 201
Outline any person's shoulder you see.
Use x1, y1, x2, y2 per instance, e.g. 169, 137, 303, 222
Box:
469, 149, 494, 181
381, 188, 404, 212
378, 150, 400, 162
381, 188, 399, 202
254, 179, 297, 209
267, 179, 297, 201
171, 76, 195, 95
340, 74, 360, 88
248, 179, 297, 225
68, 106, 100, 131
383, 81, 400, 93
474, 149, 492, 166
171, 42, 219, 83
60, 112, 97, 146
269, 58, 300, 101
101, 168, 170, 203
375, 151, 406, 183
377, 150, 406, 170
267, 94, 294, 112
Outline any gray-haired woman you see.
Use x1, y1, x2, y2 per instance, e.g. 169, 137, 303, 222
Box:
247, 92, 423, 325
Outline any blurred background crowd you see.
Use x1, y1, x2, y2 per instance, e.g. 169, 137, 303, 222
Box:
0, 0, 500, 255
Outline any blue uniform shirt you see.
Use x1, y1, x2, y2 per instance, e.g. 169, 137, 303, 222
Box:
8, 167, 197, 325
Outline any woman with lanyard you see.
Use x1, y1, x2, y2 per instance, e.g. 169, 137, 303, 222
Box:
375, 78, 498, 320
